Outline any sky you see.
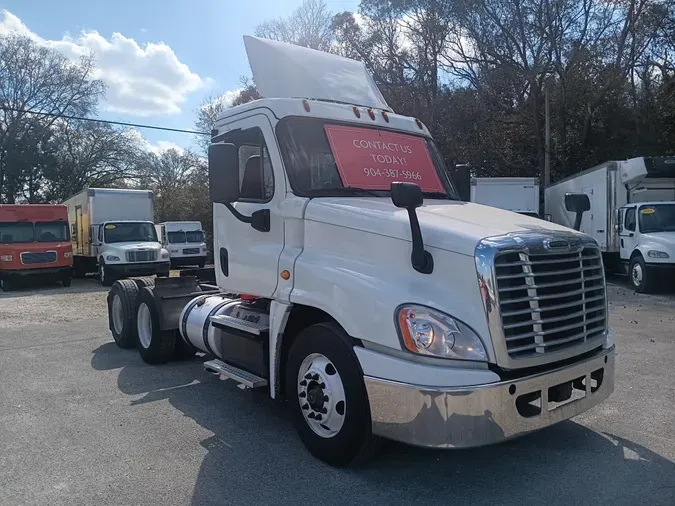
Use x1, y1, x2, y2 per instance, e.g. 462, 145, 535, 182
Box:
0, 0, 360, 152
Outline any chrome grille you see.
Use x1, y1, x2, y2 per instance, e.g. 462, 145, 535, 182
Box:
126, 250, 157, 262
494, 247, 606, 359
21, 251, 57, 265
183, 248, 199, 255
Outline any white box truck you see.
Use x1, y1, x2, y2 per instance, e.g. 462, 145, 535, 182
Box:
545, 157, 675, 292
105, 37, 614, 467
470, 177, 540, 218
156, 221, 207, 268
65, 188, 170, 285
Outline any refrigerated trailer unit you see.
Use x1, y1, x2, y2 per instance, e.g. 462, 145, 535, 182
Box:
545, 156, 675, 292
106, 36, 615, 467
64, 188, 170, 285
470, 177, 540, 217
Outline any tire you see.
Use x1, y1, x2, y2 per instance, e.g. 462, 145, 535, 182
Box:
285, 322, 381, 467
0, 277, 13, 292
629, 255, 654, 293
136, 287, 176, 364
107, 279, 141, 349
99, 261, 113, 287
62, 276, 72, 288
198, 260, 206, 269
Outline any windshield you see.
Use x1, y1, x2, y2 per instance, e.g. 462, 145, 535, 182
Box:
35, 221, 69, 242
0, 222, 35, 243
638, 204, 675, 233
104, 222, 158, 244
186, 230, 204, 243
167, 231, 186, 244
276, 117, 459, 199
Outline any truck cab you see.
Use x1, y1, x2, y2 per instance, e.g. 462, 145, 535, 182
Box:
156, 221, 207, 268
618, 201, 675, 292
107, 36, 615, 466
94, 220, 169, 285
0, 204, 73, 291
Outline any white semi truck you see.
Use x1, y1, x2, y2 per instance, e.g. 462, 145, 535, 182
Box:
156, 221, 207, 268
106, 36, 615, 466
470, 177, 540, 218
65, 188, 170, 285
546, 157, 675, 292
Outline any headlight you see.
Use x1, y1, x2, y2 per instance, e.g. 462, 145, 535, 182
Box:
161, 251, 170, 259
106, 255, 120, 262
0, 255, 12, 262
64, 252, 73, 258
396, 305, 487, 361
647, 250, 670, 259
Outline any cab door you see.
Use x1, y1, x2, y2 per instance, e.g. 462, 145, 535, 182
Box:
619, 206, 638, 261
211, 114, 286, 297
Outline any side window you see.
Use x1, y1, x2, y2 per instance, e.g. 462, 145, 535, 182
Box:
625, 208, 636, 232
231, 127, 274, 202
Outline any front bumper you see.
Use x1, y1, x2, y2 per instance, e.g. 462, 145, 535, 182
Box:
365, 346, 615, 448
1, 266, 72, 279
106, 261, 170, 277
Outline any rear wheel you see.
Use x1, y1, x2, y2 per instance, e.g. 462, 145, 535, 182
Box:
62, 275, 72, 287
285, 322, 381, 467
136, 288, 176, 364
107, 279, 143, 349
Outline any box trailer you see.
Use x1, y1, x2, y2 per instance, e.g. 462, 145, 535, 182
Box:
156, 221, 207, 268
545, 156, 675, 292
64, 188, 170, 285
470, 177, 540, 217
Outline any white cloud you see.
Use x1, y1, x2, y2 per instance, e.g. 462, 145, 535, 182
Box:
125, 129, 185, 155
0, 10, 205, 116
201, 88, 243, 111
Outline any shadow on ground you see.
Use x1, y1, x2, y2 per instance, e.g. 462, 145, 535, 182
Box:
91, 342, 675, 506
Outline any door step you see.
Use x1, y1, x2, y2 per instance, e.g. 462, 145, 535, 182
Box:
210, 314, 269, 335
203, 359, 268, 389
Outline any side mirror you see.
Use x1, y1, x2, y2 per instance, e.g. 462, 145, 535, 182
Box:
564, 193, 590, 231
208, 143, 240, 204
390, 182, 433, 274
616, 209, 623, 233
391, 181, 423, 209
564, 193, 590, 213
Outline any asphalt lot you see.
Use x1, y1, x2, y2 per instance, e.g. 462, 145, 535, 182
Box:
1, 277, 674, 506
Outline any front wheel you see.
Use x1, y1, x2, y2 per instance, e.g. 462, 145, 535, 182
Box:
629, 255, 654, 293
285, 322, 381, 467
0, 277, 13, 292
99, 261, 113, 287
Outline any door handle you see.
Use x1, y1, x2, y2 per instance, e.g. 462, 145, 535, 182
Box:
620, 239, 624, 247
219, 248, 228, 277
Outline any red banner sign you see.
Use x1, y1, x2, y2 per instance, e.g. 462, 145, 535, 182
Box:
324, 125, 444, 192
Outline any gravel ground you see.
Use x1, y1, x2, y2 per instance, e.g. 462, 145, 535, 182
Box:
0, 277, 674, 506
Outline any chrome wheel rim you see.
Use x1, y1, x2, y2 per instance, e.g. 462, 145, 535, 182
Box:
99, 263, 105, 283
137, 303, 152, 349
297, 353, 346, 438
632, 263, 643, 287
111, 294, 124, 334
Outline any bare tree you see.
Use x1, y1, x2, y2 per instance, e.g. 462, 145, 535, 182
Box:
255, 0, 335, 51
0, 34, 105, 202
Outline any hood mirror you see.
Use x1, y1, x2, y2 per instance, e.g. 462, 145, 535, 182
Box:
391, 182, 433, 275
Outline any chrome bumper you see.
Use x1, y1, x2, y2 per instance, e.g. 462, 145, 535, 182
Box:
364, 346, 615, 448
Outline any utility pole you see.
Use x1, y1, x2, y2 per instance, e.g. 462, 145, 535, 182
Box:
544, 81, 551, 215
544, 82, 551, 187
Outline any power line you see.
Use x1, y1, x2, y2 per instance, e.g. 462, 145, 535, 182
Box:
0, 106, 210, 136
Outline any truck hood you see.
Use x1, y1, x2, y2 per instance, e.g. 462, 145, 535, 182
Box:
640, 232, 675, 255
304, 198, 581, 256
106, 242, 160, 251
